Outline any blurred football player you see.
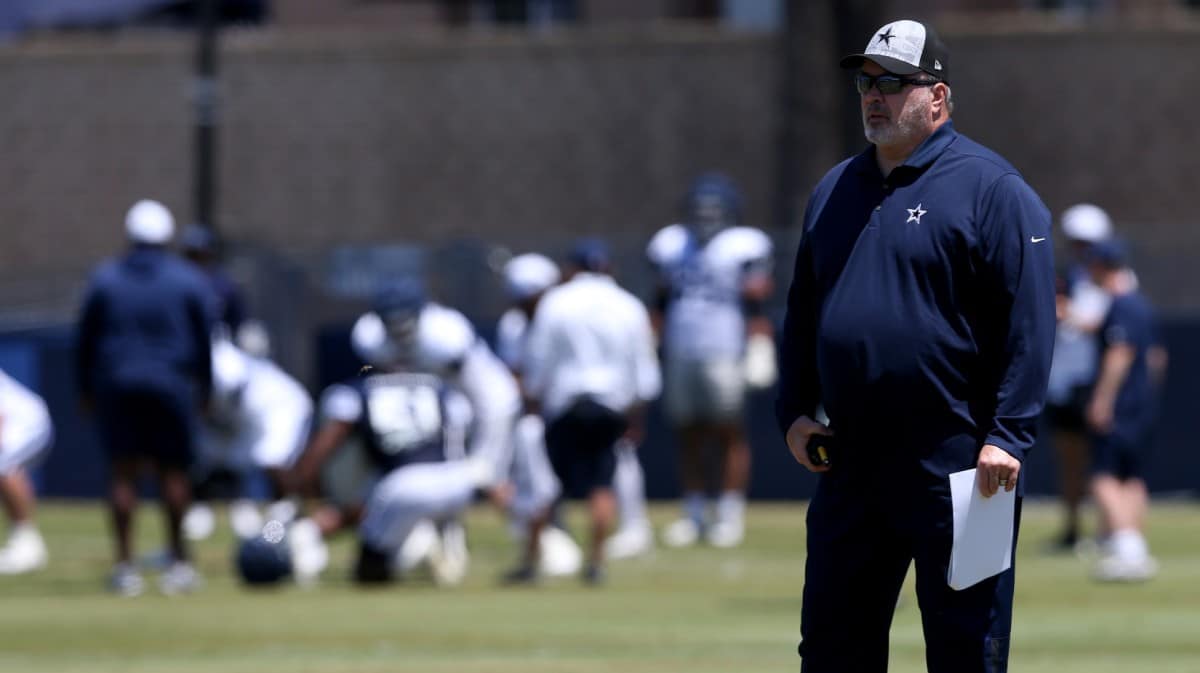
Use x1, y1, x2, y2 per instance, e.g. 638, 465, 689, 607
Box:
285, 279, 520, 585
496, 253, 584, 575
184, 335, 313, 541
0, 369, 53, 574
647, 173, 775, 548
514, 240, 661, 584
498, 252, 652, 563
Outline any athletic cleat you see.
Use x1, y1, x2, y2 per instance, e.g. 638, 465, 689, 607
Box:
662, 518, 701, 548
582, 563, 606, 586
706, 520, 745, 549
395, 519, 439, 576
1092, 554, 1158, 583
158, 561, 203, 596
605, 521, 654, 560
428, 522, 469, 587
108, 562, 146, 597
0, 527, 48, 574
500, 564, 539, 586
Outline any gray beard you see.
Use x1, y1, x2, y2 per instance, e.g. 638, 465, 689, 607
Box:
863, 100, 928, 146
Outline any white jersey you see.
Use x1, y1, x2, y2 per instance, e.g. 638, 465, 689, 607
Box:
208, 340, 313, 470
350, 303, 521, 478
1046, 267, 1111, 404
0, 369, 52, 474
647, 224, 773, 360
522, 272, 662, 420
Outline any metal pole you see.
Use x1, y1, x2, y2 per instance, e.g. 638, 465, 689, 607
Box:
194, 0, 219, 233
770, 0, 801, 232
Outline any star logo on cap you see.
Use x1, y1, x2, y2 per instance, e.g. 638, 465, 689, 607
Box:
876, 27, 895, 46
906, 203, 927, 224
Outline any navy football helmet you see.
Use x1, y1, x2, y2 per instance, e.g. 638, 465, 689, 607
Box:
235, 532, 292, 586
682, 172, 742, 242
372, 277, 428, 365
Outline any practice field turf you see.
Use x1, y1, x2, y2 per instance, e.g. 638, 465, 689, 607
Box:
0, 501, 1198, 673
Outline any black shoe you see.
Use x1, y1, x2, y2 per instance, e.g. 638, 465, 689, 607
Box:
582, 564, 606, 586
1043, 529, 1079, 555
354, 542, 395, 585
501, 564, 539, 586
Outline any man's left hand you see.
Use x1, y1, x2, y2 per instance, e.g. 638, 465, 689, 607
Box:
976, 444, 1020, 498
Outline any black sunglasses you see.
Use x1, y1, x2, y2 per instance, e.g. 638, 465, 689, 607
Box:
855, 72, 939, 95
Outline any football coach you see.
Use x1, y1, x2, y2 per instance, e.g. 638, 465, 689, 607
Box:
775, 19, 1056, 673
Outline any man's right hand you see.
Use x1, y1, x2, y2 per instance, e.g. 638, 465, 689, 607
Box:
785, 415, 833, 473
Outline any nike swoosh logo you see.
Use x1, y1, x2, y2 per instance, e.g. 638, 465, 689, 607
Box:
1030, 236, 1046, 243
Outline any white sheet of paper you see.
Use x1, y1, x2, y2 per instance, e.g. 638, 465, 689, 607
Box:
947, 468, 1015, 591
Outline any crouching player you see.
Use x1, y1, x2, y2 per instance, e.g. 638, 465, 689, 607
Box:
263, 280, 519, 586
187, 335, 313, 541
0, 368, 53, 574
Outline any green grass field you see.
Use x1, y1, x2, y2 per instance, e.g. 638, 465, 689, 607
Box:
0, 500, 1198, 673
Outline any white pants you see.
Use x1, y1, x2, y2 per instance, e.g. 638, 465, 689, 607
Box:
360, 461, 480, 553
508, 414, 561, 521
0, 406, 52, 476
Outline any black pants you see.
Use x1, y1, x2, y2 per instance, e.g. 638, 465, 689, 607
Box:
545, 397, 626, 499
799, 468, 1020, 673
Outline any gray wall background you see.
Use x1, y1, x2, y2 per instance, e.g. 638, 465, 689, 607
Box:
1, 20, 1197, 497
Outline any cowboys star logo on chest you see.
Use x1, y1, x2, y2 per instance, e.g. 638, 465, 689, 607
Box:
905, 203, 927, 224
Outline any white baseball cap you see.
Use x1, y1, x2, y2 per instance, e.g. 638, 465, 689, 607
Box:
125, 199, 175, 245
503, 253, 560, 300
1061, 203, 1112, 243
841, 19, 950, 81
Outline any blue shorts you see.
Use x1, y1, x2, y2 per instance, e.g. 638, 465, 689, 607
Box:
1090, 431, 1150, 481
97, 388, 196, 468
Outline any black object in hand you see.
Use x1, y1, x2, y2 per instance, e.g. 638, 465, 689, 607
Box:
805, 434, 836, 467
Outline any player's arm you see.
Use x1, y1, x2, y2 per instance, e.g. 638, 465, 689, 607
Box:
627, 301, 663, 445
742, 254, 776, 346
285, 383, 361, 495
1087, 342, 1135, 434
1148, 344, 1168, 389
286, 420, 353, 496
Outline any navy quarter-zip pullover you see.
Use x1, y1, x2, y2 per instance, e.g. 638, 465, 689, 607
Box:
776, 121, 1055, 476
76, 245, 215, 405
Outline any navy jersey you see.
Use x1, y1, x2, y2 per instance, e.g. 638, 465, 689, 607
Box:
776, 121, 1055, 474
354, 372, 449, 472
1097, 292, 1159, 440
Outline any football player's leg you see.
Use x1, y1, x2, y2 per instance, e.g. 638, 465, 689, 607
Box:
613, 439, 648, 530
146, 393, 198, 566
0, 468, 48, 574
606, 439, 652, 560
0, 411, 50, 538
509, 414, 561, 522
661, 356, 708, 547
358, 463, 479, 583
708, 357, 749, 548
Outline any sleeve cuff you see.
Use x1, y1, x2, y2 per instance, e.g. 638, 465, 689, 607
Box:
983, 435, 1027, 463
